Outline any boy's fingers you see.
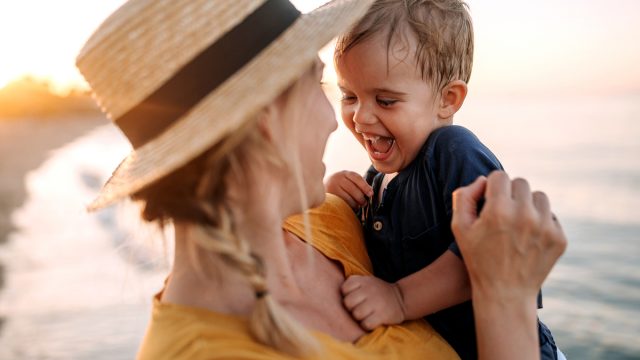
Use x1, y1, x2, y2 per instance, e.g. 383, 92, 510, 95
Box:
345, 171, 374, 197
332, 187, 358, 209
341, 275, 363, 295
340, 181, 367, 206
361, 314, 380, 331
341, 192, 359, 209
343, 291, 367, 311
352, 302, 374, 321
485, 171, 511, 201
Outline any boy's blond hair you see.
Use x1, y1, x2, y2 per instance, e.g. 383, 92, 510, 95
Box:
335, 0, 473, 93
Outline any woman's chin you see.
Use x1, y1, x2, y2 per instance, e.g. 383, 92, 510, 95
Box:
283, 185, 325, 216
308, 190, 327, 209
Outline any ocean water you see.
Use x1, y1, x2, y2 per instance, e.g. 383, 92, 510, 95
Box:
0, 94, 639, 359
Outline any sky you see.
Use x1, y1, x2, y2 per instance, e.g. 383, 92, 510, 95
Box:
0, 0, 639, 96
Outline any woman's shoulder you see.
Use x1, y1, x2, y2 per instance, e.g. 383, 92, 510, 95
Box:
139, 293, 458, 359
283, 194, 373, 275
137, 294, 289, 359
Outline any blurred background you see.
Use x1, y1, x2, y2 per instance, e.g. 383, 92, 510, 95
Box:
0, 1, 638, 359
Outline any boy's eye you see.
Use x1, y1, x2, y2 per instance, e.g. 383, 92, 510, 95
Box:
377, 98, 397, 107
340, 94, 356, 103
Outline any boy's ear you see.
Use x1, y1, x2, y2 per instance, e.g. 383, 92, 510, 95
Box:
437, 80, 468, 120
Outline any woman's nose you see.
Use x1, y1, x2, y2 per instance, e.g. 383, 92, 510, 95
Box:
329, 113, 338, 132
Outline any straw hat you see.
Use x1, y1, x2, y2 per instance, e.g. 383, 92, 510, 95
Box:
77, 0, 373, 210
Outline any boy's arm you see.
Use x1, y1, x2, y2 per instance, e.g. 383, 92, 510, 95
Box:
395, 249, 470, 320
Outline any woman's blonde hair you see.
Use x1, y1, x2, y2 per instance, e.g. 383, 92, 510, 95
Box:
335, 0, 474, 93
132, 75, 320, 357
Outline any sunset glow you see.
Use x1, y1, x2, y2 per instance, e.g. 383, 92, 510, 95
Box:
0, 0, 638, 96
0, 0, 127, 94
0, 75, 12, 92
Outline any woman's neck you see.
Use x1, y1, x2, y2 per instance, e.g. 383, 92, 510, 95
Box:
163, 197, 305, 314
237, 209, 305, 301
163, 203, 365, 342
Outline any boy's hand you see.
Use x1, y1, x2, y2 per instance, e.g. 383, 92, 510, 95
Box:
341, 275, 406, 331
324, 170, 374, 209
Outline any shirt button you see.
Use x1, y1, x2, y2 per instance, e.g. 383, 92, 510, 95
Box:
373, 221, 383, 231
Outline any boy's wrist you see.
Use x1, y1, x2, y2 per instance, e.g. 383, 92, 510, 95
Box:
392, 282, 408, 322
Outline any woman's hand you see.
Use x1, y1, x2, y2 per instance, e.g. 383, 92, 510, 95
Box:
451, 171, 567, 360
451, 171, 567, 298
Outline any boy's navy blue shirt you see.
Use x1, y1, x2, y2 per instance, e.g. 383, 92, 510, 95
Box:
359, 125, 554, 360
360, 126, 501, 281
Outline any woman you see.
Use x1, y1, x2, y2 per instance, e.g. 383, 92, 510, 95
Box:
76, 0, 566, 359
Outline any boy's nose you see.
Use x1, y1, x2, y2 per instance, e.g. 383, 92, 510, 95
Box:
353, 104, 376, 126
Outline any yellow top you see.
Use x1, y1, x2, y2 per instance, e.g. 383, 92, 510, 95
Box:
137, 194, 459, 359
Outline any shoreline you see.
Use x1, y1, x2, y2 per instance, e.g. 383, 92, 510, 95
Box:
0, 114, 107, 317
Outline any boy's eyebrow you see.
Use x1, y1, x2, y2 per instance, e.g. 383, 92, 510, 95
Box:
337, 85, 407, 97
338, 84, 355, 94
373, 87, 408, 96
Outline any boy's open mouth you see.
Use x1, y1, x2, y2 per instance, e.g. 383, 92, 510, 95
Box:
363, 134, 395, 156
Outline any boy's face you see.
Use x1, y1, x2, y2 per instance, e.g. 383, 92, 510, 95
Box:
336, 32, 449, 174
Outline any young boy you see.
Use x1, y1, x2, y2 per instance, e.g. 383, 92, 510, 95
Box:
326, 1, 561, 359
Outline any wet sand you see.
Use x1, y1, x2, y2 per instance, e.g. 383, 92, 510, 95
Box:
0, 115, 107, 292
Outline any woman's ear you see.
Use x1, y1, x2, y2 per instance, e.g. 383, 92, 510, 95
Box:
257, 104, 277, 142
437, 80, 468, 120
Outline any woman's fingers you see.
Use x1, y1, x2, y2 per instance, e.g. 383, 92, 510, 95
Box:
470, 173, 567, 290
511, 178, 531, 202
531, 191, 551, 220
484, 170, 511, 201
451, 175, 487, 236
532, 191, 568, 261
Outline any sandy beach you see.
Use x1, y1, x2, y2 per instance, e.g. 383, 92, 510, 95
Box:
0, 115, 107, 290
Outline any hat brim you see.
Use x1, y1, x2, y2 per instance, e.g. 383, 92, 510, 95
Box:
88, 0, 373, 211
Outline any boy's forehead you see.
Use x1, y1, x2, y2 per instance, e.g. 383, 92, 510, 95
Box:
337, 31, 422, 82
384, 23, 419, 57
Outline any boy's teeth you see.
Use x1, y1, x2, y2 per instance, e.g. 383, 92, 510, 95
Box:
368, 136, 394, 153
